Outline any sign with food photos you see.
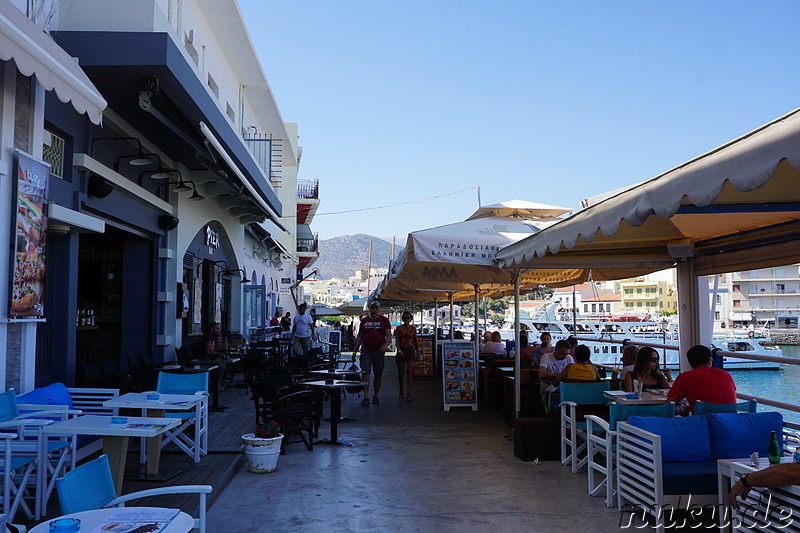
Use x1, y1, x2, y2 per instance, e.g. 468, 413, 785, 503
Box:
441, 341, 478, 411
414, 334, 434, 378
10, 151, 49, 317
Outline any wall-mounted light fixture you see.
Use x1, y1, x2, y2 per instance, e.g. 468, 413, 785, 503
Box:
89, 136, 159, 171
218, 267, 251, 283
156, 172, 205, 201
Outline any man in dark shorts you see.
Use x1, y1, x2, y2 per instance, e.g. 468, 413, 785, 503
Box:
354, 301, 392, 406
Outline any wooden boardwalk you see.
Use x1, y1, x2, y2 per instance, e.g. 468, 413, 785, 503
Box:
22, 378, 256, 529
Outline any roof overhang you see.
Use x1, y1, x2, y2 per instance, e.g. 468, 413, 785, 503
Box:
52, 30, 282, 219
0, 3, 105, 123
496, 108, 800, 278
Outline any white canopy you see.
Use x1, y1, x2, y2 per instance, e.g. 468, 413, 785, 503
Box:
496, 108, 800, 277
468, 200, 571, 221
0, 3, 105, 124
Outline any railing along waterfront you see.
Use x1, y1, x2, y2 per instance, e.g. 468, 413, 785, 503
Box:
569, 334, 800, 420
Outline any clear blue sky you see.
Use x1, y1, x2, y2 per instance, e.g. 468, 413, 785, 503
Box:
239, 1, 800, 243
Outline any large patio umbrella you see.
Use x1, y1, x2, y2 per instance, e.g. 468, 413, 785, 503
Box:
467, 200, 571, 221
376, 204, 587, 415
495, 106, 800, 366
309, 303, 343, 316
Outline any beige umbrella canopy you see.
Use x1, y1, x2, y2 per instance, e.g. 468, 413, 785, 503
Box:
467, 200, 571, 221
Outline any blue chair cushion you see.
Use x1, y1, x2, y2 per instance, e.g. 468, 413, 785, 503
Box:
707, 412, 784, 459
16, 382, 74, 409
626, 414, 712, 462
662, 460, 718, 495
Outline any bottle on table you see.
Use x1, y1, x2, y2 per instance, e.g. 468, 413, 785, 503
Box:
768, 430, 781, 464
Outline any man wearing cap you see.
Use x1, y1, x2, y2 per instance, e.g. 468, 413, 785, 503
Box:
354, 301, 392, 406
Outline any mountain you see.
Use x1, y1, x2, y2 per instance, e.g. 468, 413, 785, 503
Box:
314, 234, 403, 280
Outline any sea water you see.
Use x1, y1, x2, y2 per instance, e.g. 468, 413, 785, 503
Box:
729, 344, 800, 425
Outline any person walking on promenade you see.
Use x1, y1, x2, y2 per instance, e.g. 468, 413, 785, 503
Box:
292, 303, 314, 361
355, 301, 392, 406
394, 311, 419, 401
280, 312, 291, 331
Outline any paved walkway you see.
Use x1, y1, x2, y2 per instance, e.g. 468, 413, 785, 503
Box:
207, 355, 628, 532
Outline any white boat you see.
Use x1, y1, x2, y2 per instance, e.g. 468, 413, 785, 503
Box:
500, 301, 782, 370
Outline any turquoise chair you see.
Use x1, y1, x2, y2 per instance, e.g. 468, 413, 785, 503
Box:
56, 454, 211, 532
559, 381, 611, 473
585, 402, 675, 507
156, 372, 209, 463
0, 389, 74, 521
694, 399, 757, 415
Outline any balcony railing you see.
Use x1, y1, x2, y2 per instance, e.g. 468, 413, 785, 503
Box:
243, 132, 283, 184
297, 235, 318, 253
297, 179, 319, 200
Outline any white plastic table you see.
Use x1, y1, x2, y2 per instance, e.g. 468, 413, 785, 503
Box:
42, 415, 179, 493
105, 392, 207, 470
603, 389, 671, 406
29, 507, 193, 532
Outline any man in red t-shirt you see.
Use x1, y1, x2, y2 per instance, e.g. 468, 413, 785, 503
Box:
668, 344, 736, 413
354, 301, 392, 406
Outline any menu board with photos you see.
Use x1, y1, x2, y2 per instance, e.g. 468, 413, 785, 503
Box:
414, 334, 434, 378
441, 341, 478, 411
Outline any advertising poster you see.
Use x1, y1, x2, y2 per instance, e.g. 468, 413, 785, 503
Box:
193, 279, 202, 324
214, 283, 223, 323
10, 151, 49, 317
414, 334, 434, 378
441, 341, 478, 411
328, 330, 341, 353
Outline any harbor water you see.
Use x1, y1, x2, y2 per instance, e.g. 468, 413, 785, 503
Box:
729, 344, 800, 425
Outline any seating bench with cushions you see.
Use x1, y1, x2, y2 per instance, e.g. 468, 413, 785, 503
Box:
16, 383, 119, 461
616, 412, 784, 533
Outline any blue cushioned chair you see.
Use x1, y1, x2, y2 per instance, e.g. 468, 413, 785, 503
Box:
559, 381, 610, 473
585, 402, 675, 507
156, 372, 209, 463
694, 399, 757, 415
56, 454, 211, 533
0, 389, 79, 521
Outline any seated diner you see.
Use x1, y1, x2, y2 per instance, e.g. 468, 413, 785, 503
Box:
555, 344, 600, 383
623, 346, 669, 393
481, 331, 506, 355
667, 344, 736, 414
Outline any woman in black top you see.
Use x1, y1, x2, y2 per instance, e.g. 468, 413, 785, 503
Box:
623, 346, 669, 392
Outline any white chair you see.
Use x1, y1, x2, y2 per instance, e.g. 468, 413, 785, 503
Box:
56, 454, 211, 533
585, 402, 674, 507
559, 381, 610, 473
156, 372, 209, 463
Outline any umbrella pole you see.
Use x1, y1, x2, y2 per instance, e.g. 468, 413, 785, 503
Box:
434, 298, 439, 342
449, 293, 455, 341
473, 285, 480, 362
514, 274, 521, 420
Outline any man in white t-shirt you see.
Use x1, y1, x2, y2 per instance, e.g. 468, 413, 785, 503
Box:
538, 339, 575, 384
292, 302, 314, 360
538, 339, 575, 405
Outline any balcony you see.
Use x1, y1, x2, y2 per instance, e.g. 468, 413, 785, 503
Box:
297, 235, 318, 253
297, 179, 319, 200
296, 179, 320, 225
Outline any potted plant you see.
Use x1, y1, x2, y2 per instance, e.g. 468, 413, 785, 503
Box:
242, 420, 283, 473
